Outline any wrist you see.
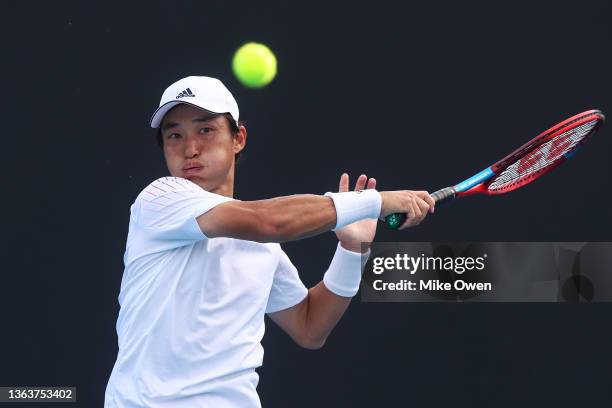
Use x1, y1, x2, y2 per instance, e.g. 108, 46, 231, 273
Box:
323, 242, 371, 297
324, 189, 382, 230
378, 191, 388, 219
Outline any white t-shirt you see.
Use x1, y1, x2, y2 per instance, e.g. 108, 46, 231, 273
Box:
105, 177, 309, 408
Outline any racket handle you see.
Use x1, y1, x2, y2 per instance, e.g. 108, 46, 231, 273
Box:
431, 187, 456, 203
385, 187, 456, 230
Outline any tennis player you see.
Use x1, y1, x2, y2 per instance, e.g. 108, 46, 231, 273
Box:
104, 76, 434, 407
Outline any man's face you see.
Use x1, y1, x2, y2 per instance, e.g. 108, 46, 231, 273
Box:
160, 104, 244, 192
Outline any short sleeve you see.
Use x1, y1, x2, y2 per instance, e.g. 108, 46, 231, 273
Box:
265, 247, 309, 314
132, 177, 233, 242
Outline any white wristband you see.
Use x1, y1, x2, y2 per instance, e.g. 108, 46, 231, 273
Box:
324, 189, 382, 231
323, 243, 371, 297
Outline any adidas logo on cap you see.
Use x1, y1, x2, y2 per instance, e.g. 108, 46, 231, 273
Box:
175, 88, 195, 99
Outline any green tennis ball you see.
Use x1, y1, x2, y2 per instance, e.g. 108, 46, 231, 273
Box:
232, 42, 277, 89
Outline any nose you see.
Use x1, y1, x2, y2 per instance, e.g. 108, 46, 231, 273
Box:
184, 134, 200, 158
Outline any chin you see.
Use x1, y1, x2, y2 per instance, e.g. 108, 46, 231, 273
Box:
180, 169, 205, 181
185, 175, 214, 191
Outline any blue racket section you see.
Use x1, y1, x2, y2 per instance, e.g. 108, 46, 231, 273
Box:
455, 167, 495, 192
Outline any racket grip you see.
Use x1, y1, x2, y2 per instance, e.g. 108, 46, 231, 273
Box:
431, 187, 456, 203
385, 187, 456, 230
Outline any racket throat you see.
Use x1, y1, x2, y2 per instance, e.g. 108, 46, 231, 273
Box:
455, 184, 488, 198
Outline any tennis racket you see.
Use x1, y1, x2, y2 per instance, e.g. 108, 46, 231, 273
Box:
386, 109, 606, 229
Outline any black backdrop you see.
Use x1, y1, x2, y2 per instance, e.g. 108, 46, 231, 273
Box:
3, 1, 612, 406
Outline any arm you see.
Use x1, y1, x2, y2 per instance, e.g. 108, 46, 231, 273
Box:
268, 280, 352, 350
267, 174, 435, 349
198, 188, 434, 243
269, 241, 364, 349
197, 194, 338, 243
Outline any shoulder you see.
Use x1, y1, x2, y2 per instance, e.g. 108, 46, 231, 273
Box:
131, 176, 227, 225
137, 176, 202, 200
133, 176, 223, 208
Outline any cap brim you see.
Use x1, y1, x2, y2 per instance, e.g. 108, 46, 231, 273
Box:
149, 101, 231, 128
150, 101, 181, 128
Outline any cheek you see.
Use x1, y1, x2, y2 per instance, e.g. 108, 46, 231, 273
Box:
163, 147, 183, 170
209, 139, 235, 160
208, 146, 234, 167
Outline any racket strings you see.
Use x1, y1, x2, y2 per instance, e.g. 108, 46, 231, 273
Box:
488, 120, 597, 192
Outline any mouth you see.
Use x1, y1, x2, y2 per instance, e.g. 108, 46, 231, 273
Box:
182, 164, 203, 175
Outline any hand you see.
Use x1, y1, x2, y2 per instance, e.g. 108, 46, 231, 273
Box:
379, 190, 435, 230
334, 173, 378, 253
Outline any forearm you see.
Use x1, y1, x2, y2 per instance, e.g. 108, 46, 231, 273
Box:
302, 243, 367, 348
302, 281, 352, 348
268, 244, 366, 350
200, 190, 381, 243
250, 191, 382, 242
254, 194, 338, 242
199, 194, 337, 242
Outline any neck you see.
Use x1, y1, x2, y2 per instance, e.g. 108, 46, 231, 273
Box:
209, 177, 234, 198
199, 161, 236, 198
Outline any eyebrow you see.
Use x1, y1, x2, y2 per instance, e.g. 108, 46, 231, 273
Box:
161, 114, 218, 131
193, 114, 217, 123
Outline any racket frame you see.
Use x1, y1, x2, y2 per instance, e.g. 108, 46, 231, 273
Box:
385, 109, 605, 229
453, 109, 604, 199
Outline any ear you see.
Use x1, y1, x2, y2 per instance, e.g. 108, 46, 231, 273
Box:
233, 125, 247, 154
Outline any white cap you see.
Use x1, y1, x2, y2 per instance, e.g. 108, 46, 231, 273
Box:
150, 76, 239, 128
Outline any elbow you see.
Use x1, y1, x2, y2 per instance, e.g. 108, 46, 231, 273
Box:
302, 340, 326, 350
297, 334, 327, 350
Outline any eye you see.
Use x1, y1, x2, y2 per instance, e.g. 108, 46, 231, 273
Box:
166, 133, 181, 140
199, 127, 213, 134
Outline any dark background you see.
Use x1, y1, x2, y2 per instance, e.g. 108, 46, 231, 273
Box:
3, 0, 612, 406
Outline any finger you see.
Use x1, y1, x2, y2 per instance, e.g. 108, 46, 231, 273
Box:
366, 178, 376, 189
401, 217, 420, 229
339, 173, 349, 192
413, 191, 431, 200
414, 190, 435, 214
354, 174, 367, 191
401, 196, 430, 230
398, 205, 416, 230
420, 192, 436, 213
400, 198, 421, 230
398, 198, 415, 230
415, 199, 431, 225
416, 210, 427, 225
416, 197, 431, 215
412, 200, 424, 221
